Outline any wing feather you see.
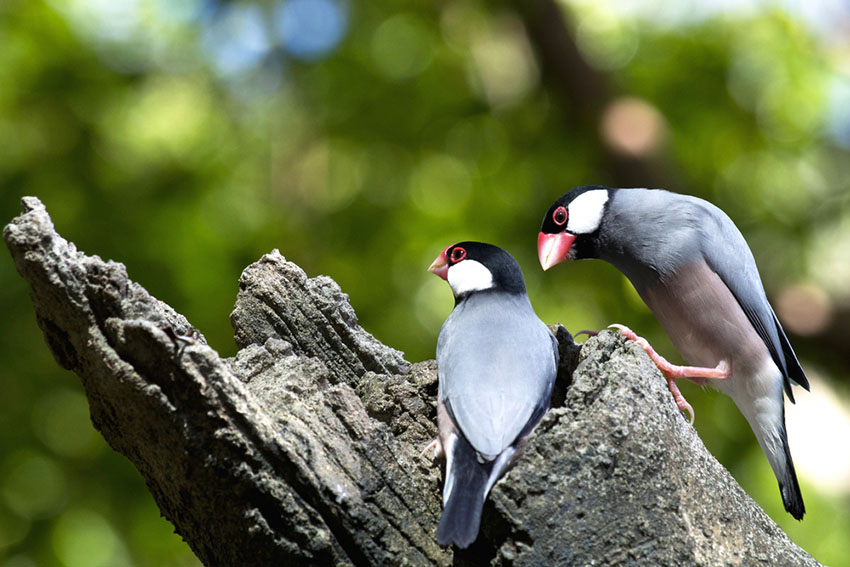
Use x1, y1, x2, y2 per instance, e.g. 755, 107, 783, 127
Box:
437, 294, 558, 459
695, 199, 809, 400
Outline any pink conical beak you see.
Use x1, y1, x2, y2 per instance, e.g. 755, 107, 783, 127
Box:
538, 232, 576, 270
428, 248, 449, 280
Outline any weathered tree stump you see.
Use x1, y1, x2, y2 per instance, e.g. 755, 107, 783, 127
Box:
4, 198, 819, 566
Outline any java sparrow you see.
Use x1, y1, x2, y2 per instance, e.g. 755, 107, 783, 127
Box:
428, 242, 558, 547
537, 186, 809, 520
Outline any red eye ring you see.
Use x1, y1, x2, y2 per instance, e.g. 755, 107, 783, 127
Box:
449, 247, 467, 263
553, 206, 567, 226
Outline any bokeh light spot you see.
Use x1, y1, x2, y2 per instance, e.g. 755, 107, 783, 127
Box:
808, 218, 850, 303
275, 0, 348, 61
415, 276, 450, 332
371, 14, 434, 81
601, 96, 667, 157
1, 451, 67, 519
51, 508, 129, 567
32, 388, 102, 459
102, 75, 214, 165
202, 3, 271, 75
776, 282, 833, 336
409, 154, 472, 217
50, 0, 142, 42
786, 371, 850, 495
826, 77, 850, 148
575, 9, 639, 71
287, 141, 365, 211
469, 16, 539, 109
152, 0, 202, 25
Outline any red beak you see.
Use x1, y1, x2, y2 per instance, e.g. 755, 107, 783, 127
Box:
428, 247, 450, 280
538, 232, 576, 270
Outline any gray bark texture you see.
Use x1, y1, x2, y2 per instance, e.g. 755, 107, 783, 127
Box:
5, 197, 820, 566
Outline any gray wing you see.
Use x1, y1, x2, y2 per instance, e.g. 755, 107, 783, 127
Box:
437, 295, 558, 460
694, 198, 810, 400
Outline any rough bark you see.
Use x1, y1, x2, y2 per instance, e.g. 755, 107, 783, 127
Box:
4, 197, 819, 566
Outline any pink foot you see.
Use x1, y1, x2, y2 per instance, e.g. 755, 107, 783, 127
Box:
574, 329, 599, 339
664, 376, 696, 426
422, 437, 443, 459
609, 324, 731, 425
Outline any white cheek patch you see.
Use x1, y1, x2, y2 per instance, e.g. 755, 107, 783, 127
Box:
567, 189, 609, 234
447, 259, 494, 296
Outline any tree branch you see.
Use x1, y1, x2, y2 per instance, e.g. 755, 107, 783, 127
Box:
511, 0, 669, 188
4, 198, 819, 566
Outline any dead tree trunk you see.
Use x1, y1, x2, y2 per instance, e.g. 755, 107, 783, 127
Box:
4, 198, 819, 566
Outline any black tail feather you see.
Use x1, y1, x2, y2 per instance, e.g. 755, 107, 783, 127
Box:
437, 436, 493, 548
772, 311, 810, 401
779, 432, 805, 520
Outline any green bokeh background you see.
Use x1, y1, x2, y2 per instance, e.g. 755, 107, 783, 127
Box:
2, 0, 849, 564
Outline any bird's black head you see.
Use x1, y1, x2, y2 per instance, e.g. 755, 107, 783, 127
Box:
538, 185, 611, 269
429, 241, 526, 300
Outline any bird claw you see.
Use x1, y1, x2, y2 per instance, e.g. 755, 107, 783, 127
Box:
574, 329, 599, 339
666, 376, 695, 425
610, 323, 729, 425
608, 324, 647, 348
422, 437, 443, 459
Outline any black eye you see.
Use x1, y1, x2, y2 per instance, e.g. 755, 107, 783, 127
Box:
553, 206, 567, 226
450, 247, 467, 263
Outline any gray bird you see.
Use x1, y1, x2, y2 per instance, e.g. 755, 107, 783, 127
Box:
537, 186, 809, 520
428, 241, 558, 547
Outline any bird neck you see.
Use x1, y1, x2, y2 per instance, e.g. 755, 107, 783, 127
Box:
454, 288, 528, 309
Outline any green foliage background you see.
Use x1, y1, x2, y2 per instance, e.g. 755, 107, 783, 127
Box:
1, 0, 849, 564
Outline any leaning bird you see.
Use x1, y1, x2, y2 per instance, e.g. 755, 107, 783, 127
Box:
428, 241, 558, 547
537, 185, 808, 520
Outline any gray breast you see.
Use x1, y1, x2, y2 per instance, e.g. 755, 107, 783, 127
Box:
640, 260, 772, 381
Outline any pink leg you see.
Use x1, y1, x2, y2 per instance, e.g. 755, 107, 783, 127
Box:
609, 324, 731, 425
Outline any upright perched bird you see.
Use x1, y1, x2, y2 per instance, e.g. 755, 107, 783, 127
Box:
429, 242, 558, 548
537, 186, 809, 520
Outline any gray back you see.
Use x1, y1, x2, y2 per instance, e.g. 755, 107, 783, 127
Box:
437, 291, 558, 459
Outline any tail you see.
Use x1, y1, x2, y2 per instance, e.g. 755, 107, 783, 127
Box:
744, 396, 805, 520
436, 435, 493, 548
777, 427, 805, 520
